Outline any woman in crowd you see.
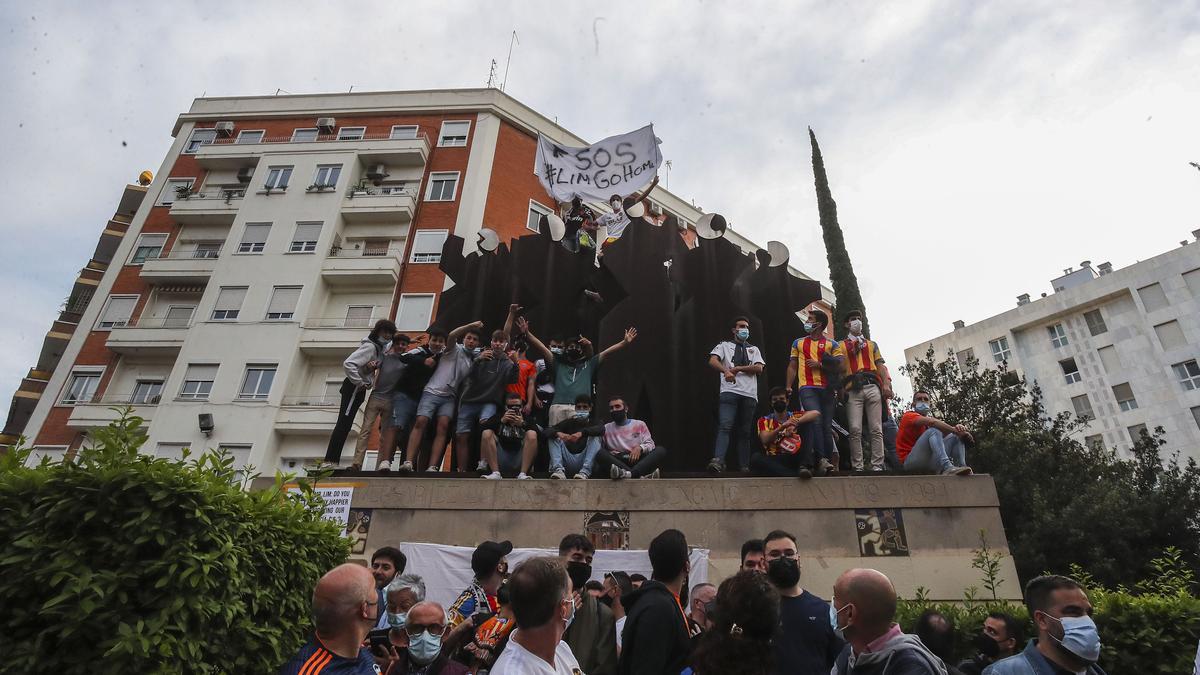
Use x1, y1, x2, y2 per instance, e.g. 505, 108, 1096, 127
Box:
687, 571, 779, 675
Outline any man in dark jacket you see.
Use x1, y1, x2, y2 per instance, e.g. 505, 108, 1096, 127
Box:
560, 534, 617, 675
831, 568, 948, 675
618, 529, 692, 675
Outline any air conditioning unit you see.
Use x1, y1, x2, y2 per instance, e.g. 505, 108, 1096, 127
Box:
316, 117, 336, 133
214, 121, 235, 137
366, 163, 390, 184
236, 166, 255, 183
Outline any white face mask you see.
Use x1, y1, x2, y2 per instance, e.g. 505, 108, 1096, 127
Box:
849, 319, 863, 335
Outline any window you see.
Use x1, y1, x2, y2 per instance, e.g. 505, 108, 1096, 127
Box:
164, 305, 195, 328
1154, 320, 1187, 350
527, 200, 551, 233
265, 286, 301, 320
1084, 434, 1104, 451
410, 229, 448, 263
179, 364, 218, 400
438, 121, 470, 147
289, 222, 323, 253
1060, 357, 1081, 384
158, 178, 195, 206
1174, 360, 1200, 391
337, 126, 366, 140
390, 125, 419, 140
345, 305, 374, 328
291, 128, 319, 142
1071, 394, 1094, 420
362, 239, 390, 257
97, 295, 137, 329
183, 128, 216, 154
1127, 424, 1148, 443
955, 348, 975, 371
1098, 345, 1120, 373
1083, 309, 1107, 336
61, 370, 101, 404
311, 165, 342, 189
236, 130, 264, 144
1192, 406, 1200, 431
263, 166, 293, 191
130, 233, 168, 263
155, 443, 190, 461
217, 444, 252, 471
989, 337, 1011, 364
396, 294, 435, 331
238, 223, 271, 253
1047, 323, 1068, 348
131, 380, 163, 405
1184, 268, 1200, 298
211, 286, 247, 321
1138, 283, 1169, 312
425, 172, 459, 201
192, 241, 221, 259
1112, 383, 1138, 412
27, 446, 68, 466
323, 379, 343, 405
238, 365, 276, 400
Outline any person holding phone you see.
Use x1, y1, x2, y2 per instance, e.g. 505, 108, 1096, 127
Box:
479, 392, 540, 480
368, 600, 472, 675
751, 387, 821, 479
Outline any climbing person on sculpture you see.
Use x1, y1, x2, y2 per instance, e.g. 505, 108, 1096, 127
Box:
521, 316, 638, 426
894, 389, 973, 476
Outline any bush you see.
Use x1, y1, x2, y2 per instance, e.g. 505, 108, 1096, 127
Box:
0, 410, 349, 674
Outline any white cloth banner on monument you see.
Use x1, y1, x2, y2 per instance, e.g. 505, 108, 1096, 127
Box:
534, 124, 663, 203
398, 542, 709, 609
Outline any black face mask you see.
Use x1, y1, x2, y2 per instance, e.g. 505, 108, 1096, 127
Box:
599, 594, 613, 608
565, 346, 583, 361
766, 557, 801, 588
772, 400, 788, 413
566, 561, 592, 593
973, 632, 1001, 659
610, 410, 628, 425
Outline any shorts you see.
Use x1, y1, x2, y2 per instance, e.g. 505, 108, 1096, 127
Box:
456, 401, 499, 434
392, 391, 418, 430
497, 443, 523, 473
416, 392, 456, 420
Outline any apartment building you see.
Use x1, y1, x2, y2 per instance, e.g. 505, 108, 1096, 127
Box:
18, 88, 834, 473
904, 234, 1200, 459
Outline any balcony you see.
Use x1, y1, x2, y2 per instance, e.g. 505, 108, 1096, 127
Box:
320, 248, 401, 288
299, 318, 375, 357
66, 395, 159, 430
276, 395, 339, 435
140, 247, 221, 284
194, 133, 430, 170
341, 188, 416, 224
106, 317, 191, 355
168, 189, 244, 225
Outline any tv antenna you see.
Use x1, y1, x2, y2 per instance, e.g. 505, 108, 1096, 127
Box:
487, 59, 499, 89
502, 31, 519, 91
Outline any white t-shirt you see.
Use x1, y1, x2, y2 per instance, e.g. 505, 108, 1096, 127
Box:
710, 340, 765, 400
490, 634, 582, 675
615, 615, 627, 649
597, 209, 631, 239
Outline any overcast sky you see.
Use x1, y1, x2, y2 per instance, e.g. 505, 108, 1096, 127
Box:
2, 1, 1198, 410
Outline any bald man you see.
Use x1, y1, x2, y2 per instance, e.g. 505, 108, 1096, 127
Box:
280, 563, 383, 674
830, 568, 948, 675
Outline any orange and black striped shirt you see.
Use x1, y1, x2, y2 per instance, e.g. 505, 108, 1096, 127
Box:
279, 637, 381, 675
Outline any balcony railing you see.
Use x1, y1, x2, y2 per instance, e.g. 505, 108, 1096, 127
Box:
153, 246, 223, 260
301, 317, 377, 329
113, 316, 195, 329
280, 395, 339, 407
327, 246, 403, 258
71, 393, 163, 406
208, 132, 430, 146
174, 188, 246, 202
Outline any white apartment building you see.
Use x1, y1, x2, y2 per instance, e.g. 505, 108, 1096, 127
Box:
904, 233, 1200, 459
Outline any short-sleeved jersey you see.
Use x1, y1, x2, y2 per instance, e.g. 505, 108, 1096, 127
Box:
506, 359, 537, 401
757, 413, 804, 456
790, 336, 840, 388
279, 638, 381, 675
841, 338, 884, 375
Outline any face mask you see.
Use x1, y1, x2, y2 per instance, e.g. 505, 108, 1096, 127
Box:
387, 611, 407, 630
914, 402, 931, 415
472, 347, 482, 355
610, 410, 628, 425
772, 400, 788, 414
802, 322, 814, 334
566, 346, 582, 360
735, 328, 750, 341
407, 630, 443, 665
829, 601, 850, 641
611, 201, 622, 211
566, 561, 593, 593
599, 595, 613, 608
573, 410, 590, 419
766, 557, 801, 588
849, 319, 863, 334
564, 595, 577, 630
551, 347, 563, 355
1045, 613, 1101, 663
973, 632, 1001, 659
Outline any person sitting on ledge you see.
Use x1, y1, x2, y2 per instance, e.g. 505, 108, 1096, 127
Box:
596, 394, 666, 480
750, 386, 821, 479
895, 390, 973, 476
545, 394, 605, 480
480, 391, 540, 480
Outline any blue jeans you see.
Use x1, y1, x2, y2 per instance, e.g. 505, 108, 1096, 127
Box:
455, 401, 498, 434
883, 414, 901, 471
799, 386, 835, 461
714, 392, 757, 467
903, 428, 967, 473
549, 437, 602, 477
392, 392, 418, 431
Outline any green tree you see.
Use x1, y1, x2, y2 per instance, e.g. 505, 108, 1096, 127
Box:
904, 348, 1200, 587
0, 409, 350, 674
809, 127, 869, 339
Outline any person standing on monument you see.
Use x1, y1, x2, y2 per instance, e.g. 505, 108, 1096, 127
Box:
366, 334, 410, 472
786, 309, 842, 474
455, 329, 519, 473
324, 319, 396, 470
385, 331, 443, 471
707, 316, 766, 473
840, 310, 892, 472
398, 321, 483, 473
522, 319, 639, 426
762, 530, 843, 674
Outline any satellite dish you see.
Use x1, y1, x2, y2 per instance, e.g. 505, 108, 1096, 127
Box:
767, 240, 790, 267
542, 213, 567, 242
477, 227, 500, 253
695, 213, 727, 240
138, 170, 154, 186
625, 200, 646, 218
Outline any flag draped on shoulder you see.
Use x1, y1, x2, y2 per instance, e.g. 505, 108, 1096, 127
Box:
534, 124, 662, 203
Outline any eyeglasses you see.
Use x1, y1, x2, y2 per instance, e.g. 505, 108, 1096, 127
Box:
405, 623, 447, 638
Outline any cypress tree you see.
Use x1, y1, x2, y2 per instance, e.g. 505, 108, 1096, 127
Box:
810, 127, 869, 340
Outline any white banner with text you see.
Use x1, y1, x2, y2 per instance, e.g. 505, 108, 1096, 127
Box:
535, 124, 662, 203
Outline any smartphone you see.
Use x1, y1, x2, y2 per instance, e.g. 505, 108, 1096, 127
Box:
367, 627, 391, 648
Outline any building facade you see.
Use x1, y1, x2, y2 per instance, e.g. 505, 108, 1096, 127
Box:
904, 236, 1200, 459
18, 88, 833, 473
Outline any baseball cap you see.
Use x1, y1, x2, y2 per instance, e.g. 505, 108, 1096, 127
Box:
471, 540, 513, 578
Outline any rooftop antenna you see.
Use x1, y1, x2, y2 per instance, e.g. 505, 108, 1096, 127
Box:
664, 160, 673, 189
501, 31, 519, 91
487, 59, 499, 89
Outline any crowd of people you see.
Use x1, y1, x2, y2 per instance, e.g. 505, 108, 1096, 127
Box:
319, 301, 976, 479
281, 531, 1108, 674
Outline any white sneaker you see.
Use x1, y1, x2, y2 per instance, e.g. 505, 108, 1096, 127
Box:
398, 461, 414, 473
550, 468, 567, 480
483, 471, 502, 480
573, 472, 588, 480
610, 465, 631, 480
639, 469, 661, 479
426, 466, 440, 473
476, 460, 489, 472
942, 466, 973, 476
517, 472, 532, 480
377, 460, 392, 472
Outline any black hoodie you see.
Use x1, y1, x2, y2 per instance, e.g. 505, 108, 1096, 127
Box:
617, 580, 691, 675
